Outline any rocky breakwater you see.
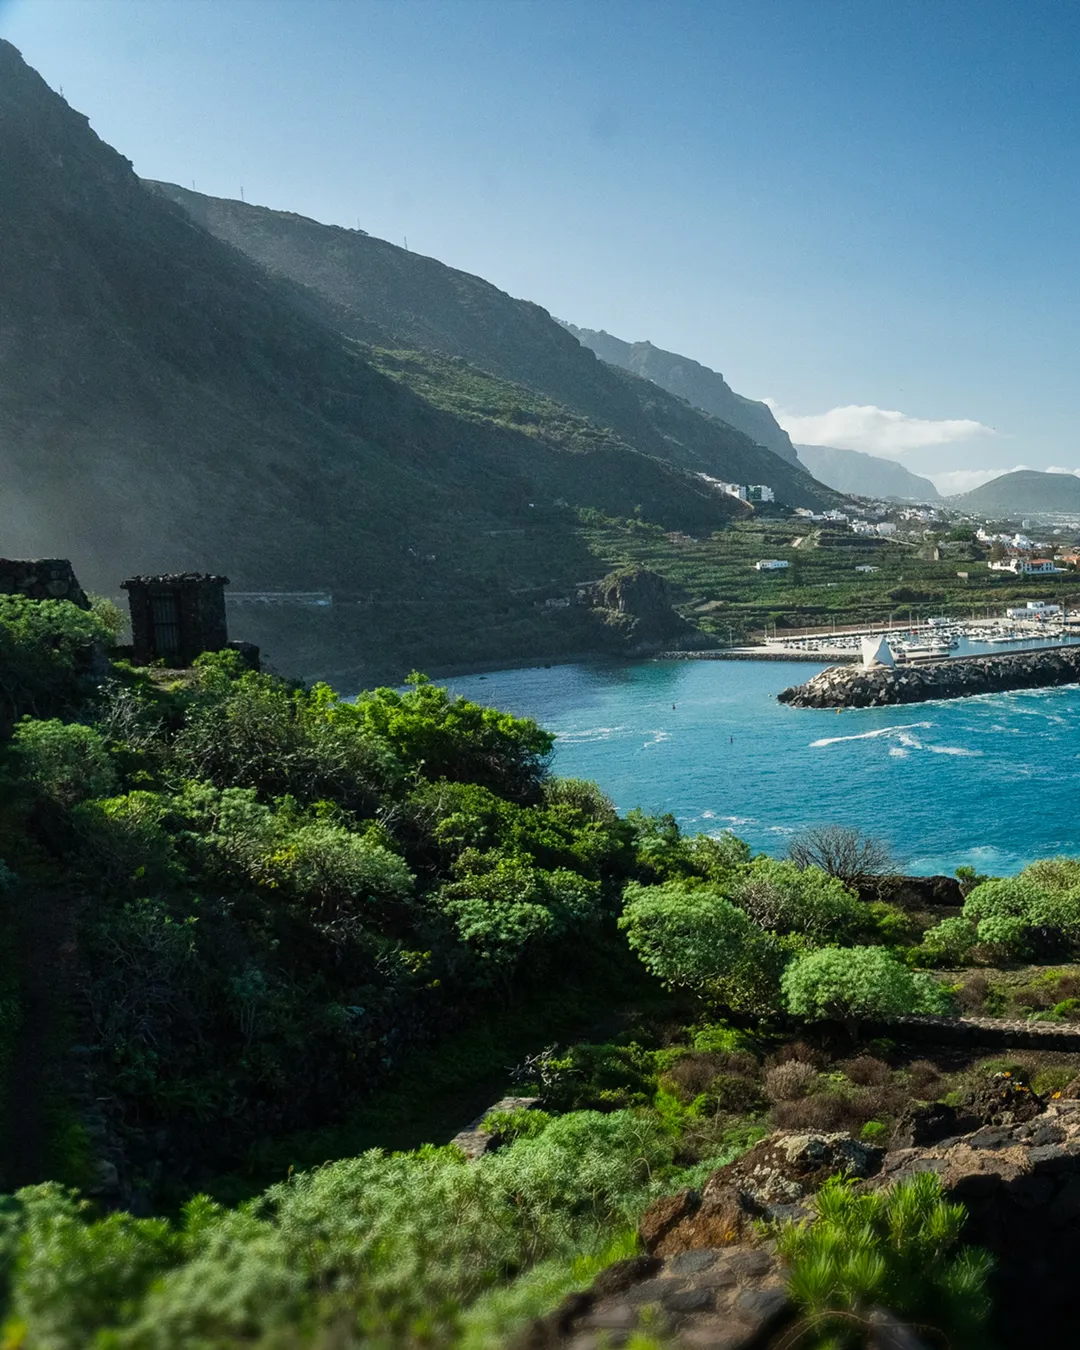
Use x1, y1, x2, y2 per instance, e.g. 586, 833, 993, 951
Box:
778, 644, 1080, 709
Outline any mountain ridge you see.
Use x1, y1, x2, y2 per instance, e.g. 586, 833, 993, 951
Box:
794, 444, 941, 502
0, 40, 747, 679
946, 469, 1080, 514
148, 182, 840, 510
557, 322, 799, 466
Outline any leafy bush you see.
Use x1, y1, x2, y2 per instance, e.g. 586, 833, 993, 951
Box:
776, 1172, 992, 1348
781, 946, 922, 1022
0, 595, 110, 725
11, 718, 118, 806
920, 915, 978, 966
2, 1112, 678, 1347
620, 880, 784, 1013
730, 858, 862, 941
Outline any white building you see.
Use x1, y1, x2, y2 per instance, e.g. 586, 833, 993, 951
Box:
755, 559, 790, 571
747, 484, 775, 503
1006, 601, 1062, 619
823, 509, 850, 523
851, 520, 876, 535
990, 558, 1061, 575
854, 564, 879, 573
875, 522, 897, 537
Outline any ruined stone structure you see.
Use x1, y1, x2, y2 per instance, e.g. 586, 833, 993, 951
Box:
0, 558, 89, 608
121, 573, 230, 667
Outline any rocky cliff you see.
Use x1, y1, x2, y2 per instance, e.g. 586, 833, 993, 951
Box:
531, 1094, 1080, 1349
560, 322, 799, 466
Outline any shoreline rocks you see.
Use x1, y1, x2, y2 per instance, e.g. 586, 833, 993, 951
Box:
778, 644, 1080, 708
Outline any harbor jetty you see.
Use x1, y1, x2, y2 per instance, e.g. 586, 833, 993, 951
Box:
778, 643, 1080, 708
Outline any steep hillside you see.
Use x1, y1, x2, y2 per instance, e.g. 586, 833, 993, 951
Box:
0, 42, 746, 680
148, 184, 839, 510
795, 445, 941, 502
559, 322, 798, 465
947, 469, 1080, 515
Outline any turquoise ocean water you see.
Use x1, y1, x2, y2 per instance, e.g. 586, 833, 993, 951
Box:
444, 642, 1080, 877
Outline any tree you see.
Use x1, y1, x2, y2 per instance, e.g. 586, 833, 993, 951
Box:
619, 880, 783, 1012
786, 824, 893, 889
781, 946, 920, 1022
730, 858, 862, 940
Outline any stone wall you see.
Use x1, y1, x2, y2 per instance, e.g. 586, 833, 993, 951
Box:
121, 573, 229, 667
0, 558, 89, 608
778, 644, 1080, 708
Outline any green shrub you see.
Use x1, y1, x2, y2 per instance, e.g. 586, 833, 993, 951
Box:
781, 947, 921, 1022
912, 971, 956, 1015
480, 1108, 554, 1143
1032, 1066, 1077, 1096
975, 914, 1032, 959
71, 791, 181, 890
860, 1120, 887, 1141
0, 595, 110, 724
776, 1172, 992, 1348
620, 880, 784, 1013
729, 858, 863, 941
11, 718, 118, 806
864, 900, 919, 946
920, 916, 977, 966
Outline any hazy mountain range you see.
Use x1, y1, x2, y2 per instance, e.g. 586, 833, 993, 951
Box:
946, 469, 1080, 515
0, 40, 845, 678
794, 445, 941, 502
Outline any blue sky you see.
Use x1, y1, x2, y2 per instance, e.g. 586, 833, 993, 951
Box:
5, 0, 1080, 491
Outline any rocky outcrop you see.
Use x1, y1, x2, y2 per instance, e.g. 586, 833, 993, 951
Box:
533, 1101, 1080, 1348
778, 645, 1080, 708
585, 565, 697, 652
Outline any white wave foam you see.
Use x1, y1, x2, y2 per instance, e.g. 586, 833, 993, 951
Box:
642, 729, 670, 748
810, 722, 931, 748
927, 744, 983, 757
557, 725, 627, 743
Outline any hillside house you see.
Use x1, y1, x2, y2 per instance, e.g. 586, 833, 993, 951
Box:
755, 559, 790, 571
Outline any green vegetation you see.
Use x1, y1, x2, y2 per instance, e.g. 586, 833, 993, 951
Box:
0, 596, 1062, 1346
777, 1172, 992, 1348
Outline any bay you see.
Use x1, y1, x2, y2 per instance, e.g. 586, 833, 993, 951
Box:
444, 644, 1080, 877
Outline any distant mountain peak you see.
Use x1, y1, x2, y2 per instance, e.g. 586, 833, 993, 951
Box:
557, 321, 799, 466
794, 445, 941, 503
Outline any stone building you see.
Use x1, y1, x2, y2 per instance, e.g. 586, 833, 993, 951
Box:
121, 572, 231, 667
0, 558, 89, 608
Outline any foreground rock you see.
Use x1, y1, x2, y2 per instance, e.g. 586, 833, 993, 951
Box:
526, 1100, 1080, 1349
777, 644, 1080, 708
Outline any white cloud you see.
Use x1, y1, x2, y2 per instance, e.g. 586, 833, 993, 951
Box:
763, 400, 995, 456
1045, 466, 1080, 477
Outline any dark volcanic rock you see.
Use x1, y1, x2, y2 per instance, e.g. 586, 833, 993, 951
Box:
778, 646, 1080, 709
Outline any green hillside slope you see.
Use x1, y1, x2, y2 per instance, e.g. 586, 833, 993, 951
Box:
148, 184, 839, 510
0, 42, 745, 680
